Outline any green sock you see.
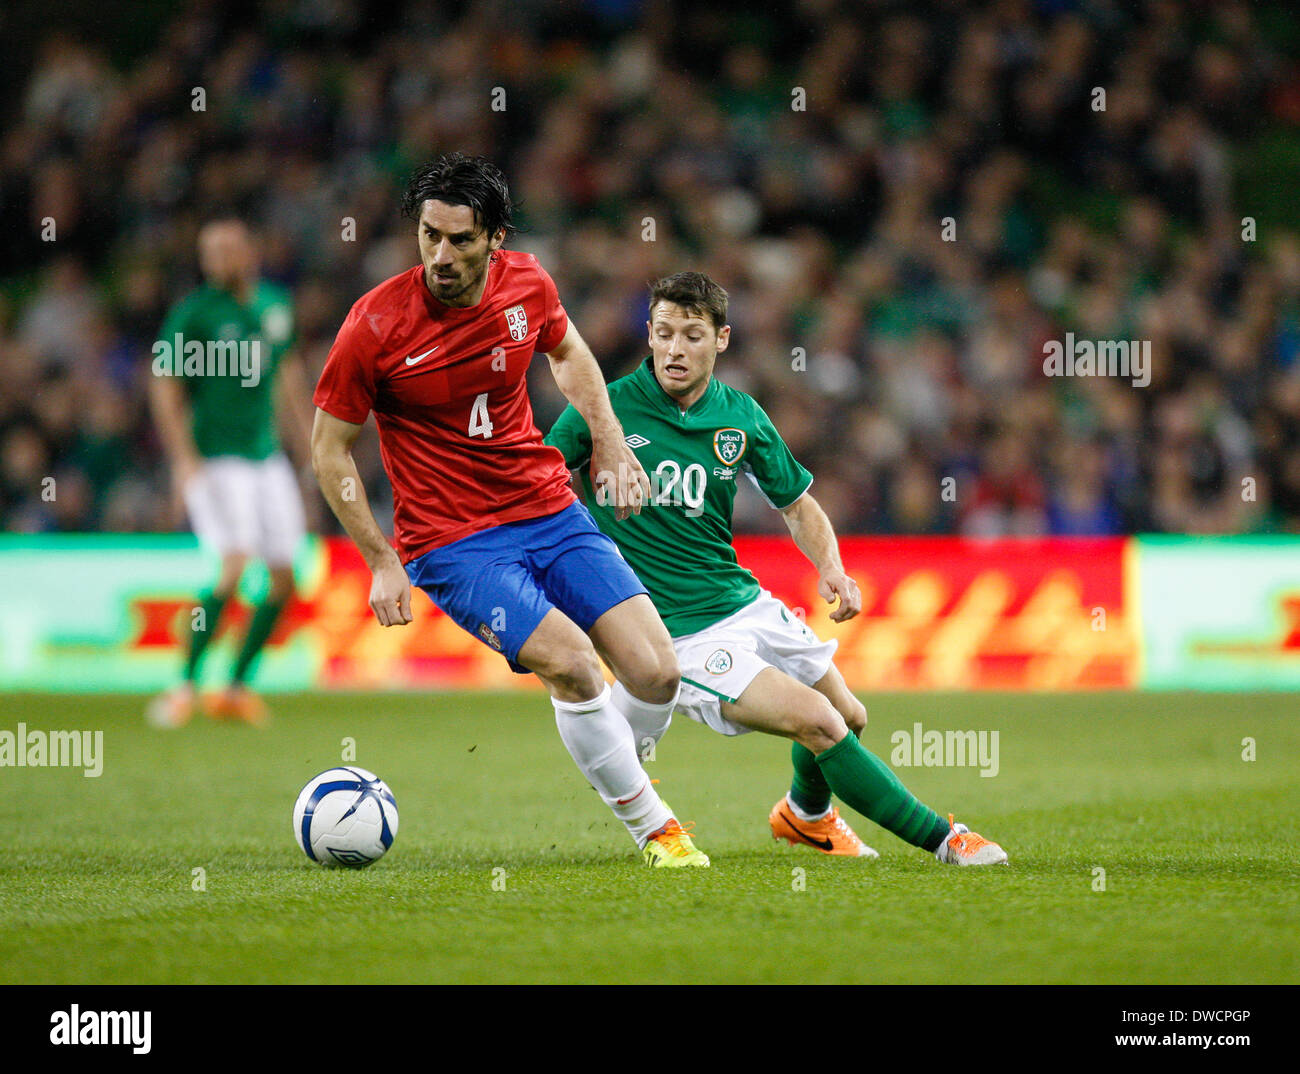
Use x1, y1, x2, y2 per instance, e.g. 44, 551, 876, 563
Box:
231, 595, 287, 685
815, 734, 951, 851
789, 742, 833, 816
184, 590, 229, 683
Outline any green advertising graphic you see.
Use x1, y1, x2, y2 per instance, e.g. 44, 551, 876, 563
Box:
1137, 536, 1300, 690
0, 536, 320, 692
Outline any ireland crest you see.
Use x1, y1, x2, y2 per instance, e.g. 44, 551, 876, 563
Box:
713, 428, 747, 466
704, 649, 733, 675
505, 304, 528, 342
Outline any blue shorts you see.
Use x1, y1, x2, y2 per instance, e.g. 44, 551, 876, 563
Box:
405, 501, 649, 673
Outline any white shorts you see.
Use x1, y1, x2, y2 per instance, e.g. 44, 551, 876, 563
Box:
674, 591, 838, 737
184, 453, 305, 566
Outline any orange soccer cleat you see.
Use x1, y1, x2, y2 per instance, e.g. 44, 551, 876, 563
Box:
769, 797, 879, 858
934, 813, 1008, 866
145, 684, 197, 729
203, 685, 270, 727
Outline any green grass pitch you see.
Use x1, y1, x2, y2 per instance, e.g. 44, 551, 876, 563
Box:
1, 690, 1295, 984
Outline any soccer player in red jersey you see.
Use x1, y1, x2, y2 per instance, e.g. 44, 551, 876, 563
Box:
311, 154, 708, 866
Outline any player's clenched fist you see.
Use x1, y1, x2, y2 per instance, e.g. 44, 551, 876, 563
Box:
369, 556, 413, 626
590, 440, 652, 521
819, 570, 861, 623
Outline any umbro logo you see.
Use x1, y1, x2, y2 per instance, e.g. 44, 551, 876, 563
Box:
625, 434, 650, 448
405, 345, 439, 366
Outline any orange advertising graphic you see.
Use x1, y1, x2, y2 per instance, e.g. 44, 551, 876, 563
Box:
19, 535, 1138, 692
734, 537, 1137, 690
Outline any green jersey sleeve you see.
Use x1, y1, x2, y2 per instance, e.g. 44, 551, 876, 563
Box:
258, 285, 296, 362
544, 404, 593, 469
156, 297, 196, 389
744, 400, 813, 509
158, 299, 190, 344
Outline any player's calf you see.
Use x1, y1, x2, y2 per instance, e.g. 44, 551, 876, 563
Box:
612, 681, 676, 762
524, 611, 687, 853
589, 594, 681, 760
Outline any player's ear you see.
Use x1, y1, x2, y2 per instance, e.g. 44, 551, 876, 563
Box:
488, 227, 506, 251
715, 324, 731, 353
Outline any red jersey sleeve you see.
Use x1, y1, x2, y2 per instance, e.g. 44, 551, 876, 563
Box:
535, 264, 570, 353
314, 306, 379, 424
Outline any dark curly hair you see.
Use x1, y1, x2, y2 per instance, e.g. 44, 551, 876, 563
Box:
648, 271, 729, 329
401, 153, 516, 240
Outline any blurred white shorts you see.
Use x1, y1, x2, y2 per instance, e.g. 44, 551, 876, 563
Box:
184, 453, 305, 566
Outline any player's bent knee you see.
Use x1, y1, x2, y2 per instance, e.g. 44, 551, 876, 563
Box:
792, 697, 848, 754
844, 697, 868, 735
534, 644, 606, 702
628, 652, 679, 704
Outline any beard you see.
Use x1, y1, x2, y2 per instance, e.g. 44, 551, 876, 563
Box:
425, 254, 490, 306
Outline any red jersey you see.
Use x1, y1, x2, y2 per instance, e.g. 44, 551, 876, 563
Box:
314, 250, 577, 561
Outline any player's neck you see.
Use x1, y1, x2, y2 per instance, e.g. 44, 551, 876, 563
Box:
217, 278, 254, 305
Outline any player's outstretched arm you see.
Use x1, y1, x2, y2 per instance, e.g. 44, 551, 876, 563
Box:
780, 492, 861, 623
310, 407, 411, 627
545, 321, 649, 520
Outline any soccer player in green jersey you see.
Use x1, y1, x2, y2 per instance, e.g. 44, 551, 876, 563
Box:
146, 219, 313, 728
546, 272, 1007, 865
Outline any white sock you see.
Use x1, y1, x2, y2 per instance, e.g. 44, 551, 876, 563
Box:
786, 793, 832, 823
552, 684, 672, 848
609, 680, 678, 762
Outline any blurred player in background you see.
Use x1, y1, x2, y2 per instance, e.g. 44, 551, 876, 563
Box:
311, 154, 708, 867
547, 271, 1007, 866
146, 219, 312, 728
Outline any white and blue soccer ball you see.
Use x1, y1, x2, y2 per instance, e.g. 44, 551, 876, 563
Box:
292, 767, 398, 868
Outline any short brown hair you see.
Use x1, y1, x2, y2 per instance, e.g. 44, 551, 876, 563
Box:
648, 271, 728, 330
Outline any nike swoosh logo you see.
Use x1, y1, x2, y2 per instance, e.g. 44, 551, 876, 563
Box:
780, 808, 834, 851
405, 346, 439, 366
616, 786, 645, 806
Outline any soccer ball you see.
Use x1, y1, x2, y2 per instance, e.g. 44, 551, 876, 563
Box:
292, 766, 399, 868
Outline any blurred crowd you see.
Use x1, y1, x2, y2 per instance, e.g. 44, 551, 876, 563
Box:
3, 0, 1300, 539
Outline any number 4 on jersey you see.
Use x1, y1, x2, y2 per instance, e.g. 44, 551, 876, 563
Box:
468, 393, 494, 439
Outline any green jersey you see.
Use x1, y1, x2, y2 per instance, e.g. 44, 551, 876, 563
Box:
545, 357, 812, 636
157, 281, 295, 459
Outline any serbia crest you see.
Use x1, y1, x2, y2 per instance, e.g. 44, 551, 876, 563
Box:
713, 428, 747, 466
505, 304, 528, 342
